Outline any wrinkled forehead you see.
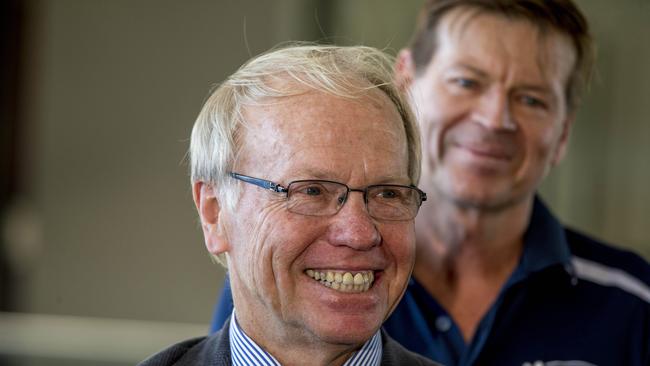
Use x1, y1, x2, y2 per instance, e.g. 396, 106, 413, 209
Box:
235, 84, 408, 175
243, 82, 402, 134
435, 6, 577, 85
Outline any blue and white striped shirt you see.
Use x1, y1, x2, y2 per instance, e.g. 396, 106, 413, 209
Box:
229, 311, 383, 366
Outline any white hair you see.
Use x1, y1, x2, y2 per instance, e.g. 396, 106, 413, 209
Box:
189, 43, 421, 264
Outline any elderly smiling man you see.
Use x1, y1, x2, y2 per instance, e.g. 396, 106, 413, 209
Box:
138, 45, 437, 366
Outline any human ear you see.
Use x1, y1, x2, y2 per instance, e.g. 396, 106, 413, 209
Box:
395, 49, 416, 92
192, 181, 230, 255
551, 114, 574, 166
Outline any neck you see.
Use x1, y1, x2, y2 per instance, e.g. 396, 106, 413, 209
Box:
231, 290, 362, 366
412, 192, 534, 341
414, 192, 533, 276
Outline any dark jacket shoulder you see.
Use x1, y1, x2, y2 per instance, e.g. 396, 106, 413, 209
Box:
137, 321, 231, 366
380, 329, 442, 366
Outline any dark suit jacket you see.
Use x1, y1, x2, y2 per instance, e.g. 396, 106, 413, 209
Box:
138, 318, 441, 366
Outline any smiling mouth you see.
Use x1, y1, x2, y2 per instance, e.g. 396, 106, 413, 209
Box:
454, 142, 514, 161
305, 269, 375, 293
463, 146, 512, 160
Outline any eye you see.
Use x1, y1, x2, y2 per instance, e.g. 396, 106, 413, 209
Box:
452, 77, 478, 89
519, 95, 548, 109
377, 188, 401, 199
290, 181, 341, 199
303, 185, 323, 196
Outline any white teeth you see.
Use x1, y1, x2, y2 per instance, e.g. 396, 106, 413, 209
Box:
304, 269, 375, 293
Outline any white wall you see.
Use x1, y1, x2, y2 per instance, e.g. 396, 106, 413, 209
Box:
19, 0, 316, 324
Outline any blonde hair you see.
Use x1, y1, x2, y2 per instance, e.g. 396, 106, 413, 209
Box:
189, 44, 421, 264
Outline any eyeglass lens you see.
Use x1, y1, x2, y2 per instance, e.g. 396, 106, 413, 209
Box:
286, 180, 420, 220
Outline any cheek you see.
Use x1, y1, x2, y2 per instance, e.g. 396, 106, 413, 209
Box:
268, 216, 318, 271
229, 201, 287, 285
253, 214, 325, 286
383, 224, 416, 309
529, 124, 564, 162
516, 123, 566, 183
383, 224, 416, 270
416, 101, 447, 174
420, 91, 467, 158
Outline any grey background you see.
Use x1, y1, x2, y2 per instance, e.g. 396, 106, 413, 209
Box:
3, 0, 649, 346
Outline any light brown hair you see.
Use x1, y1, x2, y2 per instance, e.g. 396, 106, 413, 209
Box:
408, 0, 595, 111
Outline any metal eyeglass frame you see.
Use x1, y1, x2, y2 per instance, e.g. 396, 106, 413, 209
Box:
228, 172, 427, 220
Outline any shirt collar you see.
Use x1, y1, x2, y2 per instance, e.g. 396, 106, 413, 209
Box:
510, 196, 573, 283
229, 311, 383, 366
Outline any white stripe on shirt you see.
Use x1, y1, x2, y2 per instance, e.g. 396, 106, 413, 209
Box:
572, 256, 650, 303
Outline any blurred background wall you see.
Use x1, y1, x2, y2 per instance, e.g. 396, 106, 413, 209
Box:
0, 0, 648, 365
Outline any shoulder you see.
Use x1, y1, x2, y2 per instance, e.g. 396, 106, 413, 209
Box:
137, 337, 209, 366
566, 227, 650, 303
137, 326, 231, 366
380, 329, 441, 366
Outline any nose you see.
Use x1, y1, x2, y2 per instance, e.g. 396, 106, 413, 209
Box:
472, 87, 517, 131
327, 192, 381, 250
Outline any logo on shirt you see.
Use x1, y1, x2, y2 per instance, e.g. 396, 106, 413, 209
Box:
523, 361, 597, 366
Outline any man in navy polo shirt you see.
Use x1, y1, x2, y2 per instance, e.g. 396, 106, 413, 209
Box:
211, 1, 650, 365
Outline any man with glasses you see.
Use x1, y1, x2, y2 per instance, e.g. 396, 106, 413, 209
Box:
211, 1, 650, 365
138, 44, 438, 366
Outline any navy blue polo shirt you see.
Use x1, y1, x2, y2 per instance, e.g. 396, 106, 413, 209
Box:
210, 198, 650, 366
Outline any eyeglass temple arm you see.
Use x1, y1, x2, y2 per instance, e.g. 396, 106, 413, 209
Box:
229, 172, 288, 193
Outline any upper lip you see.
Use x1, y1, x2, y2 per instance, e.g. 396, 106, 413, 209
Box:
305, 266, 381, 272
303, 261, 386, 272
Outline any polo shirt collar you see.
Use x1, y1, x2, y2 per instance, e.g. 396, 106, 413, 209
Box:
510, 196, 573, 284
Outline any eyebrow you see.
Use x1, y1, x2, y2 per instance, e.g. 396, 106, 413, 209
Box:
452, 63, 553, 95
290, 169, 410, 185
515, 84, 553, 95
450, 63, 489, 78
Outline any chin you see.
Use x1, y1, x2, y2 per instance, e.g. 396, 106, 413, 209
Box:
444, 185, 516, 211
434, 172, 518, 210
316, 325, 379, 346
306, 313, 382, 346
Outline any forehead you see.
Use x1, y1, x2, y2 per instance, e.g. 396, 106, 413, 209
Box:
237, 86, 409, 180
432, 8, 576, 86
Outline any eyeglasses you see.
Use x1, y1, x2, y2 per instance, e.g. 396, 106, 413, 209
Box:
229, 172, 426, 221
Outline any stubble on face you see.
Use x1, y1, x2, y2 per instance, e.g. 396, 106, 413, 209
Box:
410, 8, 576, 213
